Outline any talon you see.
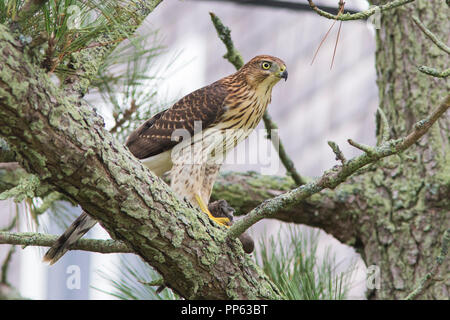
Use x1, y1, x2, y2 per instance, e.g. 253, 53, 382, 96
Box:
195, 194, 230, 227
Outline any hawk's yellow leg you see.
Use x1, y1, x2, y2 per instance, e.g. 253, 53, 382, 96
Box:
195, 194, 230, 227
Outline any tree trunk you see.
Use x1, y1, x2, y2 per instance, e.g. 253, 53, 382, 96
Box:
360, 0, 449, 299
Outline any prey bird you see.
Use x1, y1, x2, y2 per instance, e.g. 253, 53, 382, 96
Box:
43, 55, 288, 264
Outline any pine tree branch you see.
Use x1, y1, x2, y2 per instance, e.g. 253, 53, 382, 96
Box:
0, 231, 131, 254
307, 0, 416, 21
227, 95, 450, 239
417, 66, 450, 79
209, 12, 306, 185
63, 0, 164, 96
411, 16, 450, 55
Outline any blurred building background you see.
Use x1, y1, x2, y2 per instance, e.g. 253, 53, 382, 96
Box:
1, 0, 378, 299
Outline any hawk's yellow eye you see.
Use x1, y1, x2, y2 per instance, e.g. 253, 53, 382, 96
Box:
261, 62, 271, 70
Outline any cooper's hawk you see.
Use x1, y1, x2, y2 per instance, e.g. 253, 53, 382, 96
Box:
43, 55, 287, 264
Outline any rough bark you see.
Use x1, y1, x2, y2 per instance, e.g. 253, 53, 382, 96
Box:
359, 0, 449, 299
0, 25, 282, 300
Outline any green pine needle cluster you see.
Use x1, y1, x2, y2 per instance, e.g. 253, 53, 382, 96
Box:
1, 1, 137, 76
99, 224, 355, 300
92, 31, 175, 142
254, 225, 356, 300
96, 254, 179, 300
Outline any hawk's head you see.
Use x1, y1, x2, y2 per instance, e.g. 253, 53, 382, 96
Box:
239, 55, 288, 89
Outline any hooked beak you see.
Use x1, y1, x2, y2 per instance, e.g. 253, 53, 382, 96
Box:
279, 69, 288, 81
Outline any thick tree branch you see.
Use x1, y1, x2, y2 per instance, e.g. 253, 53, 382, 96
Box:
0, 25, 281, 300
0, 231, 131, 254
227, 96, 450, 239
210, 12, 306, 185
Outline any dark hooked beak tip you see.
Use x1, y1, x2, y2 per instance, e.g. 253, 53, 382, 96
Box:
281, 70, 288, 81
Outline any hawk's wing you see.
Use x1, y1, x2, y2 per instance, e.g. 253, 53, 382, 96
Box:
125, 80, 229, 159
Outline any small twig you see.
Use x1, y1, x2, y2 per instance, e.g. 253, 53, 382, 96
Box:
307, 0, 415, 21
411, 16, 449, 79
209, 12, 244, 70
139, 278, 165, 287
377, 107, 391, 143
404, 229, 449, 300
418, 66, 450, 79
33, 191, 62, 215
227, 95, 449, 239
0, 231, 132, 254
138, 278, 167, 294
0, 246, 16, 285
42, 32, 57, 72
210, 12, 306, 186
347, 139, 376, 155
400, 96, 450, 151
110, 99, 139, 134
411, 16, 450, 55
0, 216, 17, 232
262, 114, 307, 185
327, 141, 346, 164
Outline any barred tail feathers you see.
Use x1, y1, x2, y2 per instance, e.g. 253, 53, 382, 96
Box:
43, 212, 97, 265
